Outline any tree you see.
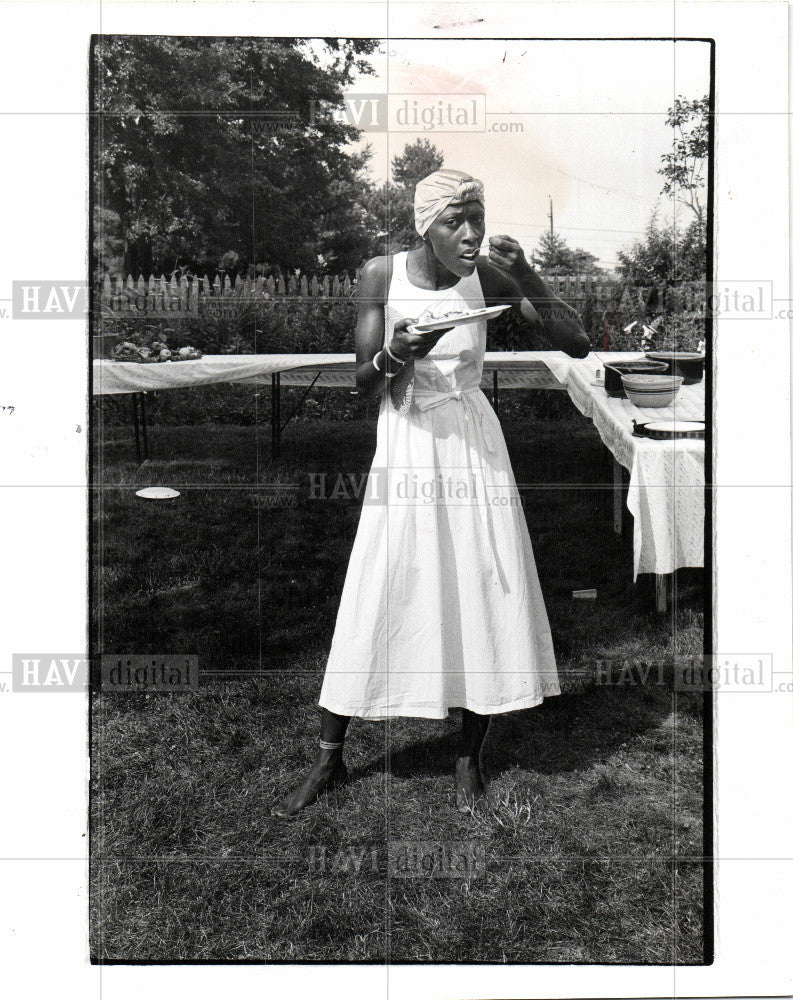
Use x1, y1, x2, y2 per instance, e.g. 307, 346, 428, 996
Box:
616, 214, 706, 286
530, 229, 601, 274
93, 36, 379, 275
363, 138, 444, 254
658, 95, 710, 225
617, 94, 709, 287
567, 248, 601, 274
391, 138, 444, 190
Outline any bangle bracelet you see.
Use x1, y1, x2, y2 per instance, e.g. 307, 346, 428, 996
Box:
385, 343, 406, 366
384, 369, 398, 379
371, 349, 384, 372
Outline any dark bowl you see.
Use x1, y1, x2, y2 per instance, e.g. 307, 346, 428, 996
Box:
604, 360, 669, 397
645, 351, 704, 384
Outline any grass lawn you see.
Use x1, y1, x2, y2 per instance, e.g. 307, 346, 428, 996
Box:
91, 398, 706, 963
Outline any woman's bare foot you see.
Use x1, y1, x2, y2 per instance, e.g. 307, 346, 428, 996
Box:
455, 755, 486, 811
272, 753, 348, 817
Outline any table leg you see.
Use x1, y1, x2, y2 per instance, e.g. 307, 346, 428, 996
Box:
130, 393, 142, 465
271, 372, 281, 459
492, 370, 499, 416
600, 442, 611, 521
612, 456, 623, 536
139, 392, 149, 461
279, 372, 321, 437
655, 573, 668, 614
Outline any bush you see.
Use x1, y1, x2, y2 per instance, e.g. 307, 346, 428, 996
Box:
99, 296, 359, 356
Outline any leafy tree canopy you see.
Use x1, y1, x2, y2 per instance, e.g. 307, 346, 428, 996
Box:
616, 93, 709, 286
362, 138, 444, 255
94, 36, 378, 276
530, 229, 601, 275
616, 215, 706, 285
658, 94, 710, 225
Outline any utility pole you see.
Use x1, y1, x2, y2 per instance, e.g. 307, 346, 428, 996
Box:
548, 196, 554, 241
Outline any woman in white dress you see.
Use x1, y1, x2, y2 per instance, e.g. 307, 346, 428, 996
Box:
274, 169, 590, 816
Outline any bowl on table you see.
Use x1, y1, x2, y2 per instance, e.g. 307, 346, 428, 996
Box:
603, 359, 668, 397
621, 373, 684, 408
644, 351, 704, 384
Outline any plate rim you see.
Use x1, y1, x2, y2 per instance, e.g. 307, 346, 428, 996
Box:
135, 486, 181, 499
645, 351, 705, 361
643, 419, 705, 431
411, 303, 510, 332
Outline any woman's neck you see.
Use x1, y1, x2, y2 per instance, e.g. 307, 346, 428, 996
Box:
406, 243, 460, 291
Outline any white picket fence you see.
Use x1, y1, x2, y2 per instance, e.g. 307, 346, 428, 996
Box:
100, 272, 356, 318
99, 271, 706, 319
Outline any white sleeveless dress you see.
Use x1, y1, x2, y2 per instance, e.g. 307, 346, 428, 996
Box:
318, 251, 560, 719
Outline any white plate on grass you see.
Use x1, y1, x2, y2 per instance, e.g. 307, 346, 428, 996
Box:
410, 303, 511, 333
135, 487, 180, 500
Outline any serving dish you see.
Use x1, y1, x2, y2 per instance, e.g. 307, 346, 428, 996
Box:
621, 372, 684, 407
644, 351, 704, 384
603, 359, 668, 397
632, 419, 705, 439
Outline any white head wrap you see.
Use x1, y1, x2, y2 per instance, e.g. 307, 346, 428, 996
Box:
413, 169, 485, 238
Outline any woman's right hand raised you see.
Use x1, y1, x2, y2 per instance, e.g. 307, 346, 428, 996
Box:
388, 317, 454, 361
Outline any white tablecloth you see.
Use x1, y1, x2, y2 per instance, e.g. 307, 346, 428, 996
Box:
92, 351, 573, 394
565, 351, 705, 579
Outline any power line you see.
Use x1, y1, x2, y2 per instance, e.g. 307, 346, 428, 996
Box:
486, 220, 645, 236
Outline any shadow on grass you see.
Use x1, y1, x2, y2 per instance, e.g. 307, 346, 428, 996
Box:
345, 683, 674, 788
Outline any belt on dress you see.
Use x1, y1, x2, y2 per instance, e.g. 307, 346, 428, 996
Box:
411, 385, 498, 453
410, 385, 507, 590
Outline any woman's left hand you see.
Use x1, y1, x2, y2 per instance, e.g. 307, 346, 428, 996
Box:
488, 234, 530, 280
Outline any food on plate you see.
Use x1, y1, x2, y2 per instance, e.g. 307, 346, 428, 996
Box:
110, 338, 202, 363
409, 303, 511, 335
422, 303, 468, 321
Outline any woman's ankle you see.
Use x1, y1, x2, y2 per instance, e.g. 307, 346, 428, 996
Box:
316, 746, 344, 768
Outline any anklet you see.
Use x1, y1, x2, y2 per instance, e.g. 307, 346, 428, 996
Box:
319, 739, 343, 750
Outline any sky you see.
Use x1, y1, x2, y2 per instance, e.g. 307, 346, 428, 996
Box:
339, 39, 710, 271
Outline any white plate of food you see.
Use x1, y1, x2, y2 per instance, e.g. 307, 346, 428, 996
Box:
409, 303, 511, 333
